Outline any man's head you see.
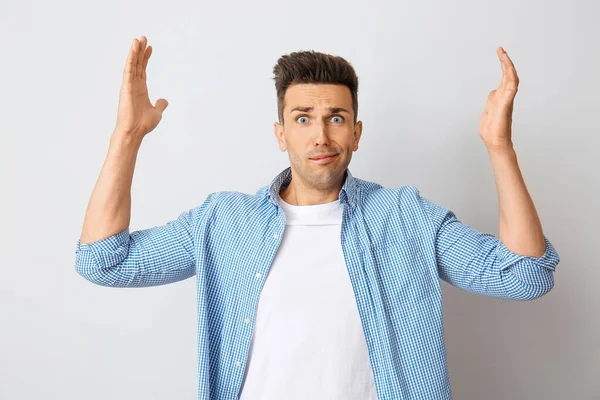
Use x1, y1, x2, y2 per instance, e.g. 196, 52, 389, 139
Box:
272, 50, 363, 195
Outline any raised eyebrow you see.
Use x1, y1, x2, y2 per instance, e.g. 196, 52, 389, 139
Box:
289, 106, 350, 114
328, 107, 350, 114
290, 106, 313, 113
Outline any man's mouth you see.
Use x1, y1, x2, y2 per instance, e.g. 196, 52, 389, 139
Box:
310, 153, 338, 164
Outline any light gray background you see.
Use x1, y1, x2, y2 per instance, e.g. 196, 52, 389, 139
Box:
1, 0, 598, 399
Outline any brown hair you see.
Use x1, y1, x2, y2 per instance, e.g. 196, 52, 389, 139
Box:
272, 50, 359, 124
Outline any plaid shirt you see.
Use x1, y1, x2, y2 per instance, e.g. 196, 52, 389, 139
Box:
75, 166, 560, 399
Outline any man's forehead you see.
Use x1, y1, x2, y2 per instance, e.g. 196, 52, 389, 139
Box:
284, 83, 352, 112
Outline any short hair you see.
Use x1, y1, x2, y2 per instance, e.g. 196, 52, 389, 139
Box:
272, 50, 359, 124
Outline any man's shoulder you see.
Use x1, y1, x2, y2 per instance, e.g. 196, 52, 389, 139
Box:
356, 177, 423, 205
190, 188, 270, 218
202, 188, 267, 208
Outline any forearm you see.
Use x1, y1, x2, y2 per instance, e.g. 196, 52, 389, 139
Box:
79, 131, 142, 244
487, 144, 546, 257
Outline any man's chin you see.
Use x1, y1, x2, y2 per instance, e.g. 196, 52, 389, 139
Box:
304, 165, 346, 185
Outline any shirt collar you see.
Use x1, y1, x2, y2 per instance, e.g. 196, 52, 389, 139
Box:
267, 166, 359, 207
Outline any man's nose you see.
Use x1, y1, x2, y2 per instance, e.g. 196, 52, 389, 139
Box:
315, 123, 331, 146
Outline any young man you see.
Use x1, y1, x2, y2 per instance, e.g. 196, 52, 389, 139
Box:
75, 36, 560, 400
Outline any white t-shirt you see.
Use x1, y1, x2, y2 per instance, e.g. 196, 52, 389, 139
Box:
238, 197, 378, 399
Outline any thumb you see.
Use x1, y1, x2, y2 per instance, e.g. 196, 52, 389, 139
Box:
154, 98, 168, 112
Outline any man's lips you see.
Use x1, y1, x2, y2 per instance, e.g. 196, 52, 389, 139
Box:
310, 153, 339, 164
310, 153, 338, 160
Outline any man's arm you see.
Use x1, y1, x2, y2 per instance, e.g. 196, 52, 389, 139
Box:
420, 194, 559, 301
79, 132, 140, 246
75, 198, 213, 288
80, 36, 167, 245
75, 36, 202, 288
478, 46, 546, 258
417, 47, 559, 300
488, 145, 545, 257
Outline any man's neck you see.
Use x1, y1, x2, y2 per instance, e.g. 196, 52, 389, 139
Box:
279, 173, 343, 206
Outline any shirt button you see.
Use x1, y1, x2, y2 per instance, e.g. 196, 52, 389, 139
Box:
273, 233, 278, 239
235, 361, 241, 367
350, 202, 355, 207
244, 318, 251, 324
255, 273, 262, 279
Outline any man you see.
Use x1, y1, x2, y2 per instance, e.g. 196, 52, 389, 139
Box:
75, 36, 560, 400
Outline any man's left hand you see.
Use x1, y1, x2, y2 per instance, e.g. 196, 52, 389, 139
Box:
479, 47, 520, 151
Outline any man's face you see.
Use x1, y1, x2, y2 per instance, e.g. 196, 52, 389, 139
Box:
274, 83, 363, 191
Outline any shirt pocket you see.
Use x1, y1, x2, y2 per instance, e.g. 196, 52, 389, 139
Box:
370, 237, 440, 303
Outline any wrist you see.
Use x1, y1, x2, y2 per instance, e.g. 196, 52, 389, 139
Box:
486, 143, 519, 170
110, 129, 143, 150
109, 131, 143, 160
485, 141, 515, 156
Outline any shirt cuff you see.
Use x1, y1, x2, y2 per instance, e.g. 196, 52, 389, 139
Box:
75, 227, 131, 268
496, 236, 560, 272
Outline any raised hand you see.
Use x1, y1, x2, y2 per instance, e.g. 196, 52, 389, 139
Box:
114, 36, 168, 141
479, 47, 519, 150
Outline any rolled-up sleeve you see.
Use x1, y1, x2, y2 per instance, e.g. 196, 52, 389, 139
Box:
419, 194, 560, 300
75, 194, 215, 288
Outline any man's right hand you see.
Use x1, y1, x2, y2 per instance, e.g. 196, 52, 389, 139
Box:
114, 36, 168, 141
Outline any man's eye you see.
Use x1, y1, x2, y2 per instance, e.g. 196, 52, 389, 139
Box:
297, 116, 309, 124
331, 115, 344, 123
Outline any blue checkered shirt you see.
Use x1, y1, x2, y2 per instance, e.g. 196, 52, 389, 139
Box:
75, 167, 560, 399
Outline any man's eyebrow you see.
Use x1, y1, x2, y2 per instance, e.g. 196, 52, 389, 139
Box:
289, 106, 351, 114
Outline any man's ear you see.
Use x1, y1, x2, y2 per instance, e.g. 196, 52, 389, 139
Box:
274, 121, 287, 152
353, 120, 363, 151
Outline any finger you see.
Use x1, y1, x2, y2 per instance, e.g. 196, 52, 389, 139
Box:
503, 51, 519, 93
123, 38, 138, 82
499, 46, 517, 73
136, 36, 147, 78
132, 38, 141, 79
142, 45, 152, 79
155, 98, 169, 112
497, 47, 519, 92
497, 47, 509, 89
